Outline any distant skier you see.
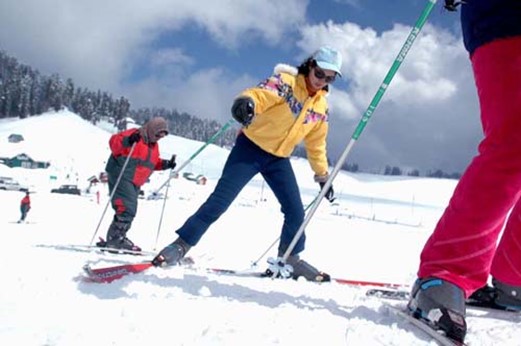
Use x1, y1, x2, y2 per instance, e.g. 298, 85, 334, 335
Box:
407, 0, 521, 343
18, 191, 31, 223
96, 117, 177, 251
152, 46, 342, 282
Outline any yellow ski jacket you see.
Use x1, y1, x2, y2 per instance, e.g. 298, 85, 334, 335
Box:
240, 64, 330, 177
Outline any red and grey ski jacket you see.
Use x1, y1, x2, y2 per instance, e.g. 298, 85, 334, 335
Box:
105, 128, 167, 187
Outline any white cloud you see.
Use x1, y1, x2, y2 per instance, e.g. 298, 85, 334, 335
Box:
298, 21, 466, 112
0, 0, 482, 173
0, 0, 307, 92
296, 20, 480, 173
123, 68, 257, 124
149, 48, 194, 68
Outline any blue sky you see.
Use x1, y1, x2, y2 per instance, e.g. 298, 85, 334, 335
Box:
0, 0, 478, 174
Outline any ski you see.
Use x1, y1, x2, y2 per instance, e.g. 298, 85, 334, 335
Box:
83, 257, 195, 283
36, 243, 156, 257
82, 260, 408, 288
213, 269, 407, 287
82, 264, 269, 284
384, 303, 467, 346
333, 278, 404, 288
93, 237, 155, 256
367, 288, 521, 314
367, 288, 410, 300
83, 262, 153, 283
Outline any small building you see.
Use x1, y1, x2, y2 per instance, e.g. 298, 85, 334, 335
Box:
1, 153, 50, 169
99, 171, 108, 183
117, 117, 138, 130
87, 175, 100, 184
8, 134, 24, 143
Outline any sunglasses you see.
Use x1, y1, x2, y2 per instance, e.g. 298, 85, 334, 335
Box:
313, 67, 336, 84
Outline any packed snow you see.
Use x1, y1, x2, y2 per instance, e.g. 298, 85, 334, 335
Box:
1, 111, 519, 345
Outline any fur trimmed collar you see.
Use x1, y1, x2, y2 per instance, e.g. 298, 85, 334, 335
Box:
273, 64, 329, 96
274, 63, 298, 76
273, 63, 329, 95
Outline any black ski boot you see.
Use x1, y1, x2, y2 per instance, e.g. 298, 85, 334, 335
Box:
152, 237, 191, 267
467, 284, 498, 307
286, 255, 331, 282
469, 279, 521, 311
264, 251, 331, 282
492, 278, 521, 310
100, 220, 141, 252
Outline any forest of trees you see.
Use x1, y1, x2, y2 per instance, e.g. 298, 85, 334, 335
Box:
0, 50, 237, 148
0, 50, 460, 178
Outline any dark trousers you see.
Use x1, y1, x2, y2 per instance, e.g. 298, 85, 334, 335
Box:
108, 175, 139, 225
176, 134, 306, 255
20, 206, 29, 221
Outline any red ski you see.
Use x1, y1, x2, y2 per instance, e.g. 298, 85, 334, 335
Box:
333, 278, 405, 288
83, 262, 153, 283
210, 268, 406, 288
83, 261, 407, 289
83, 257, 195, 283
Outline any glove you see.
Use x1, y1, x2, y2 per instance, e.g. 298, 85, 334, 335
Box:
162, 154, 176, 170
444, 0, 462, 11
167, 154, 177, 170
231, 96, 255, 127
128, 131, 141, 145
319, 182, 336, 203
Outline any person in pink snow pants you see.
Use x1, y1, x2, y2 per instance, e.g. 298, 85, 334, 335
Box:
407, 0, 521, 343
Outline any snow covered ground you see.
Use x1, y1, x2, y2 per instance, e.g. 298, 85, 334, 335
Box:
1, 111, 518, 345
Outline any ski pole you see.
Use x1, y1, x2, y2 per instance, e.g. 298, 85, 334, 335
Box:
152, 119, 234, 195
89, 142, 136, 246
153, 169, 172, 251
276, 0, 438, 273
150, 118, 234, 249
251, 195, 319, 267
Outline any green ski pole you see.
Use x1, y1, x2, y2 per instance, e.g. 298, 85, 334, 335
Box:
277, 0, 438, 271
151, 118, 235, 249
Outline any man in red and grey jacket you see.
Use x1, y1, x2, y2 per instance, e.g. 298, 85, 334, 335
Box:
97, 117, 176, 251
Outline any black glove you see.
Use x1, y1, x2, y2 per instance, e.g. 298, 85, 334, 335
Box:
128, 131, 141, 145
163, 154, 177, 169
444, 0, 462, 11
231, 96, 255, 127
319, 182, 336, 203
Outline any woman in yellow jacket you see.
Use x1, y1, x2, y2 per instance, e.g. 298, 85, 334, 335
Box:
153, 47, 342, 281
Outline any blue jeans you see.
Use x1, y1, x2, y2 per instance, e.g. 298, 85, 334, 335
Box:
176, 134, 306, 255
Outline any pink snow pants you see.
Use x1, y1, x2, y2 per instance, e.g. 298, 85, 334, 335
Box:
418, 35, 521, 298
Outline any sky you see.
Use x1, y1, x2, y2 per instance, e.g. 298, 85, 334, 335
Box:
0, 0, 480, 174
1, 111, 518, 345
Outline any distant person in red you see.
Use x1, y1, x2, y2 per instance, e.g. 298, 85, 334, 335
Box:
18, 191, 31, 223
96, 117, 176, 251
